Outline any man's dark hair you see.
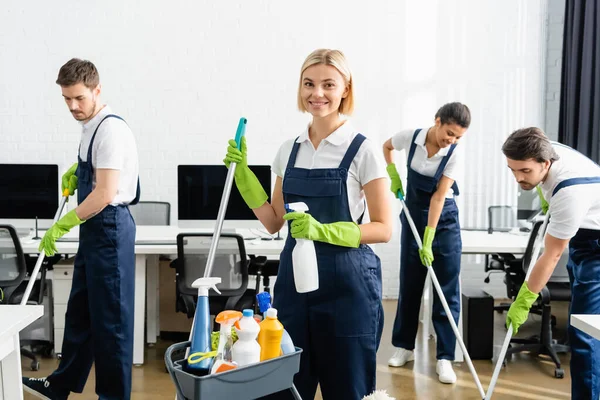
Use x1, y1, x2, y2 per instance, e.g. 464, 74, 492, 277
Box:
56, 58, 99, 89
435, 102, 471, 128
502, 127, 560, 162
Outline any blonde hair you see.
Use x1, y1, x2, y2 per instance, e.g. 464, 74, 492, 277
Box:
297, 49, 354, 116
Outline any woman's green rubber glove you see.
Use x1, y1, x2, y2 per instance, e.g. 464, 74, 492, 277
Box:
419, 226, 435, 266
506, 282, 539, 335
39, 210, 85, 256
223, 137, 268, 209
283, 212, 361, 248
386, 163, 405, 198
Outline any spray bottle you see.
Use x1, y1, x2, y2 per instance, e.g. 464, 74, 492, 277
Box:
285, 202, 319, 293
211, 310, 243, 374
186, 277, 221, 375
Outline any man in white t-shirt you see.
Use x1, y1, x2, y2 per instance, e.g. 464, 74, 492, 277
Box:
23, 59, 140, 400
503, 127, 600, 399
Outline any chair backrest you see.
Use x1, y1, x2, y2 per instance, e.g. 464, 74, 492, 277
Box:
175, 233, 248, 299
488, 205, 517, 233
0, 225, 27, 302
129, 201, 170, 226
522, 220, 570, 282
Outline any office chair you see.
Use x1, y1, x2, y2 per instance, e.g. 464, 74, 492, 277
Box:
0, 225, 53, 371
172, 233, 255, 329
503, 219, 571, 378
129, 201, 171, 225
247, 257, 279, 313
484, 206, 521, 309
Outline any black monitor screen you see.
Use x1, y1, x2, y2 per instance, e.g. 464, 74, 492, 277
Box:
178, 165, 272, 220
0, 164, 59, 219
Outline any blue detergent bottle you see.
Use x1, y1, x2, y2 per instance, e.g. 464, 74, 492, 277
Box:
187, 277, 221, 375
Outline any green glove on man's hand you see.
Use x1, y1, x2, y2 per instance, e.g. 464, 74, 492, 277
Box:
386, 163, 405, 198
62, 163, 78, 197
39, 210, 84, 256
283, 212, 361, 248
419, 226, 435, 267
223, 137, 268, 209
535, 186, 549, 215
506, 282, 539, 335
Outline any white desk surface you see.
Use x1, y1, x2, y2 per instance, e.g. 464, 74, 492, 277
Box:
0, 305, 44, 341
571, 314, 600, 340
16, 225, 529, 256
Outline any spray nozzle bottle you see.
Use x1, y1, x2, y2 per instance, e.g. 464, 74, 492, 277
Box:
284, 202, 319, 293
211, 310, 243, 374
187, 277, 222, 375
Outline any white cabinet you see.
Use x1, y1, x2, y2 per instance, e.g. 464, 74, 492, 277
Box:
52, 259, 74, 356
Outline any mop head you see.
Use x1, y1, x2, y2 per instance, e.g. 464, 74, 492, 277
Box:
362, 390, 396, 400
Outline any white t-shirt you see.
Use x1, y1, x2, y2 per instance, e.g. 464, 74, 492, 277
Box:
272, 121, 387, 223
541, 142, 600, 239
79, 105, 139, 205
390, 128, 464, 198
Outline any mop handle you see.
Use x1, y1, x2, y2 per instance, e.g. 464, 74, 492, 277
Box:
203, 117, 247, 279
20, 189, 70, 306
183, 118, 247, 368
399, 196, 486, 399
485, 212, 550, 399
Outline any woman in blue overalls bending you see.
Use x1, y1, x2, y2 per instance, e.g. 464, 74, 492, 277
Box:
224, 49, 392, 400
383, 102, 470, 384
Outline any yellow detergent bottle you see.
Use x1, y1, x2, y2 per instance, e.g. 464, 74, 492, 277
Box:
257, 308, 284, 361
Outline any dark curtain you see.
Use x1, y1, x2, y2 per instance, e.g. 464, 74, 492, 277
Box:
558, 0, 600, 163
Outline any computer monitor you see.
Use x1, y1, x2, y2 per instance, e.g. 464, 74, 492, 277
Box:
517, 186, 541, 222
178, 165, 272, 229
0, 164, 59, 231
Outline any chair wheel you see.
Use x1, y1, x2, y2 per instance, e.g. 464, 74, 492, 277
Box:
31, 361, 40, 371
555, 368, 564, 379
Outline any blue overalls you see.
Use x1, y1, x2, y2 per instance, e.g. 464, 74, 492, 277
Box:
47, 115, 140, 400
553, 177, 600, 399
391, 129, 462, 360
268, 134, 384, 400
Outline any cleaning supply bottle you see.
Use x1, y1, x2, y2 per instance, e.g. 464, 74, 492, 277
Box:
285, 202, 319, 293
232, 309, 261, 366
186, 277, 221, 375
257, 308, 284, 361
280, 328, 295, 355
211, 310, 242, 374
256, 291, 294, 355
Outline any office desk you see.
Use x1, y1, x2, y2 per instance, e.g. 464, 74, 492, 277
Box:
571, 314, 600, 340
16, 227, 529, 365
0, 305, 44, 400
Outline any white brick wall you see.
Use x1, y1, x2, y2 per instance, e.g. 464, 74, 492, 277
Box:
0, 0, 550, 299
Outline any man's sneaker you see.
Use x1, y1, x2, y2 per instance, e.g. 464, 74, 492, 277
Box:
22, 377, 69, 400
436, 359, 457, 384
387, 348, 414, 367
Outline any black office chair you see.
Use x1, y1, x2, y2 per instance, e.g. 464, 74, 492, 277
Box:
247, 257, 279, 313
172, 233, 255, 329
484, 205, 522, 312
503, 219, 571, 378
129, 201, 171, 225
0, 225, 53, 371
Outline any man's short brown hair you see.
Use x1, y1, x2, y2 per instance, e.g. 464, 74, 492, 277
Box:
502, 127, 560, 163
56, 58, 99, 89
